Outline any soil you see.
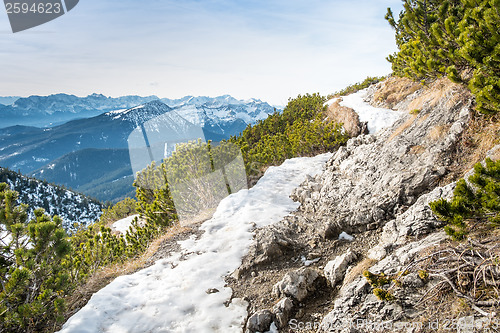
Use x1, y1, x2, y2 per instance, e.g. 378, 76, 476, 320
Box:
142, 222, 205, 267
226, 225, 382, 332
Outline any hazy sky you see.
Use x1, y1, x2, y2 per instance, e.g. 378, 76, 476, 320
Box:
0, 0, 403, 106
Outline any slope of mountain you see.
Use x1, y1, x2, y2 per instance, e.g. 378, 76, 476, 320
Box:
0, 167, 103, 231
0, 93, 159, 128
30, 148, 135, 202
0, 96, 21, 105
0, 96, 276, 202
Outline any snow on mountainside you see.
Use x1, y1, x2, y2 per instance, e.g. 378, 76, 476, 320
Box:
0, 95, 277, 203
110, 95, 277, 135
164, 96, 276, 137
0, 96, 21, 106
8, 93, 160, 116
106, 100, 176, 127
0, 94, 160, 128
0, 93, 277, 130
0, 167, 103, 231
58, 153, 332, 333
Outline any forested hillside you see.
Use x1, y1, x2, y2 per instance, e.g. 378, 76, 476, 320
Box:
0, 167, 102, 231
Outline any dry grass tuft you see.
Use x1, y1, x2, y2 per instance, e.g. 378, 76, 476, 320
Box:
409, 145, 426, 155
388, 114, 418, 142
373, 76, 421, 108
441, 113, 500, 183
427, 125, 452, 141
326, 100, 365, 137
61, 223, 192, 326
343, 258, 377, 287
407, 78, 468, 113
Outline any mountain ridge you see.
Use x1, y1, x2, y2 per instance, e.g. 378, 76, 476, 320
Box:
0, 96, 277, 202
0, 93, 277, 129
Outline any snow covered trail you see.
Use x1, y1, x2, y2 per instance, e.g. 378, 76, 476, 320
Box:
59, 153, 332, 333
327, 88, 402, 134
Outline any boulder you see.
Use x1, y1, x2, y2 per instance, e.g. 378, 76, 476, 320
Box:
272, 267, 319, 302
324, 249, 357, 287
246, 310, 274, 333
272, 297, 294, 329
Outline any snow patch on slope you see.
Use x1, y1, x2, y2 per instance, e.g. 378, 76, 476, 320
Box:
339, 89, 401, 134
59, 153, 332, 333
112, 214, 143, 235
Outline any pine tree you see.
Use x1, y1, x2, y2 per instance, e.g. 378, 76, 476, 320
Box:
430, 158, 500, 240
0, 183, 72, 332
386, 0, 500, 114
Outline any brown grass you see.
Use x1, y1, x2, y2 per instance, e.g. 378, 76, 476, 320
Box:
326, 100, 363, 137
409, 145, 426, 155
60, 223, 192, 328
427, 125, 451, 141
388, 114, 418, 142
373, 76, 421, 108
343, 258, 377, 286
441, 112, 500, 183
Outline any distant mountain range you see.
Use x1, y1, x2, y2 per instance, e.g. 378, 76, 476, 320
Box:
0, 96, 21, 106
0, 94, 161, 128
0, 167, 102, 232
0, 94, 278, 203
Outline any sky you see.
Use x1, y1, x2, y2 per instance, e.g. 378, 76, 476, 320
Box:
0, 0, 403, 106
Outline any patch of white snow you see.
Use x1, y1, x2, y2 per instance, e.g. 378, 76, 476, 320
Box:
339, 89, 401, 134
338, 232, 354, 241
112, 214, 142, 235
58, 153, 332, 333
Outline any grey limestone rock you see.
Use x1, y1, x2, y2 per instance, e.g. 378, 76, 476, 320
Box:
272, 267, 319, 302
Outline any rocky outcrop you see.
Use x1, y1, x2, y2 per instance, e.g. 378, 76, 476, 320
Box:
293, 79, 471, 234
326, 100, 369, 137
324, 249, 357, 287
233, 78, 486, 332
320, 232, 448, 332
272, 267, 320, 302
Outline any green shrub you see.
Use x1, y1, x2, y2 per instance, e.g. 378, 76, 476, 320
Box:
329, 76, 386, 98
386, 0, 500, 114
0, 182, 177, 332
373, 288, 395, 302
430, 158, 500, 240
100, 197, 137, 226
230, 93, 349, 179
0, 184, 71, 332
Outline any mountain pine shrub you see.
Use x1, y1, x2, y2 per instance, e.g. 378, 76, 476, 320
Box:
0, 183, 177, 332
0, 183, 71, 332
430, 158, 500, 240
230, 93, 349, 179
386, 0, 500, 114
